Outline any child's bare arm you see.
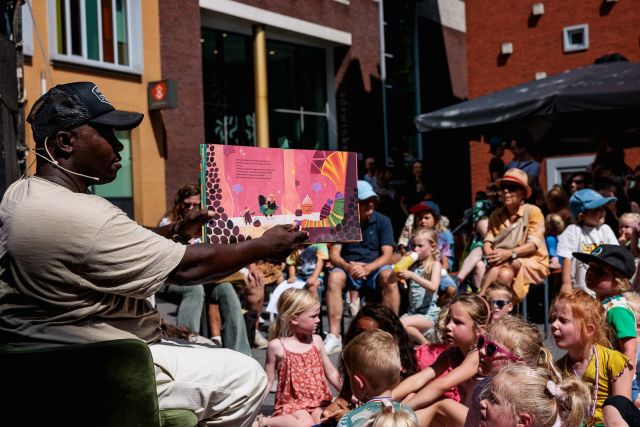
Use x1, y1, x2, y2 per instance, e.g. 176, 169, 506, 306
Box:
315, 335, 342, 390
406, 350, 479, 410
264, 340, 282, 392
287, 264, 297, 283
619, 337, 637, 370
392, 351, 449, 401
307, 259, 325, 286
561, 257, 573, 292
611, 361, 634, 400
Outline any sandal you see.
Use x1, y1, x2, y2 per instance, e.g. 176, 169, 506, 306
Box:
252, 414, 265, 427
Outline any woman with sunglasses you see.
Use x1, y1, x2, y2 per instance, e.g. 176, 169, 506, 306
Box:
480, 168, 550, 301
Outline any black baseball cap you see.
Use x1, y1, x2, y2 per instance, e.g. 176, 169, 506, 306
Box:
27, 82, 144, 142
572, 244, 636, 279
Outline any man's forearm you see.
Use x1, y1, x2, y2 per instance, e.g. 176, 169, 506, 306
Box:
169, 239, 270, 285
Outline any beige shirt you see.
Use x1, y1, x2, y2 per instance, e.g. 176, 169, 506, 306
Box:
0, 177, 186, 345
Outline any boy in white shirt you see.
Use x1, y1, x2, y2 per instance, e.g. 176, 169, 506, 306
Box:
557, 188, 619, 295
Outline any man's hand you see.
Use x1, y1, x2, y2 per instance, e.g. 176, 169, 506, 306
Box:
259, 224, 309, 260
175, 209, 214, 240
349, 262, 368, 279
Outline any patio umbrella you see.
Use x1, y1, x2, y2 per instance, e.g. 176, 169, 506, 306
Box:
415, 60, 640, 155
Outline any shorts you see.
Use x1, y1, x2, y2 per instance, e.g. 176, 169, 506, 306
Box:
439, 274, 458, 293
331, 265, 393, 291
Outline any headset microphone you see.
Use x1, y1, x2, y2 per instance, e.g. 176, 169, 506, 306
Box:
32, 136, 100, 182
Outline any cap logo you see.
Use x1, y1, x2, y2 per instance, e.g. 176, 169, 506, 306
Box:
591, 245, 604, 256
91, 86, 112, 105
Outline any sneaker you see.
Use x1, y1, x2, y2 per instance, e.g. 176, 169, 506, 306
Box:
254, 330, 269, 349
323, 333, 342, 354
348, 299, 361, 318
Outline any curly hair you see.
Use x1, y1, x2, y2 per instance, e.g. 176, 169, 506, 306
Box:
165, 183, 200, 222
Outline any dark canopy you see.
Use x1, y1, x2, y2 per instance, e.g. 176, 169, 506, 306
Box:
415, 60, 640, 155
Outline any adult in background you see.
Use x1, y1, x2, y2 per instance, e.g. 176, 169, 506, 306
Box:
0, 82, 307, 426
399, 160, 429, 218
155, 183, 206, 333
480, 168, 549, 301
363, 156, 377, 184
323, 181, 397, 354
488, 136, 505, 183
565, 171, 591, 195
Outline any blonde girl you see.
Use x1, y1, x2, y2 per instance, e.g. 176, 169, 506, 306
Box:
371, 403, 420, 427
255, 289, 342, 427
480, 364, 591, 427
552, 289, 634, 426
618, 212, 640, 256
392, 293, 490, 426
398, 228, 442, 344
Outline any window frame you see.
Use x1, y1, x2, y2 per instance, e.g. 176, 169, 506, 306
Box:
47, 0, 143, 74
21, 1, 34, 56
562, 24, 589, 53
545, 155, 595, 191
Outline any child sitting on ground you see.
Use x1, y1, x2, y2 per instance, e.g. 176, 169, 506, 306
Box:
480, 364, 590, 427
557, 188, 619, 295
484, 282, 515, 322
552, 289, 634, 426
255, 288, 341, 427
338, 329, 418, 426
576, 244, 639, 402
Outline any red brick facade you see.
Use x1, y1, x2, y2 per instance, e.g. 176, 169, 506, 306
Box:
465, 0, 640, 198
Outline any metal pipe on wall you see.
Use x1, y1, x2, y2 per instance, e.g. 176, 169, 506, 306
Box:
252, 24, 270, 148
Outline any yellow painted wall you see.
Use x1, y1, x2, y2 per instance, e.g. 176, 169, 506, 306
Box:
22, 1, 166, 226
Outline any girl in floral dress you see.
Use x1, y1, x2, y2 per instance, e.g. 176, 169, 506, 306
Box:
254, 288, 342, 427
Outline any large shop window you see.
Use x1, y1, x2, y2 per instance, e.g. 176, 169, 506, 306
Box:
48, 0, 142, 73
202, 28, 328, 150
91, 130, 134, 218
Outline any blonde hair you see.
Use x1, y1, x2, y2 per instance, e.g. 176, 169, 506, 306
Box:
371, 404, 419, 427
546, 185, 569, 212
488, 316, 560, 381
545, 213, 566, 236
485, 282, 516, 304
411, 228, 440, 279
624, 291, 640, 317
620, 212, 640, 225
449, 292, 491, 331
486, 364, 591, 427
551, 290, 612, 348
435, 215, 450, 233
342, 329, 402, 398
271, 288, 319, 338
613, 270, 631, 293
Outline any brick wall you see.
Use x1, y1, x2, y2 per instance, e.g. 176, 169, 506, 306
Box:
159, 0, 205, 209
465, 0, 640, 198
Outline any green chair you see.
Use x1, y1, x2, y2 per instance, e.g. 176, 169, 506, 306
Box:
0, 338, 198, 427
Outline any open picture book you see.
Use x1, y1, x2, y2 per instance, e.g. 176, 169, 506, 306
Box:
200, 144, 362, 243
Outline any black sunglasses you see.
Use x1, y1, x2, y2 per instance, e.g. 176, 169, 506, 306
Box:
477, 335, 523, 362
499, 183, 521, 192
491, 299, 510, 309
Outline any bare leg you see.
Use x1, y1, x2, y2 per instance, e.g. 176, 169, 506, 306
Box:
401, 315, 433, 344
456, 247, 483, 282
496, 266, 515, 285
327, 270, 347, 336
603, 405, 630, 427
472, 260, 486, 291
245, 274, 265, 330
208, 304, 221, 337
480, 265, 501, 294
378, 269, 400, 315
258, 409, 316, 427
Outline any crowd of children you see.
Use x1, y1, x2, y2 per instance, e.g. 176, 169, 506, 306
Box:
242, 150, 640, 426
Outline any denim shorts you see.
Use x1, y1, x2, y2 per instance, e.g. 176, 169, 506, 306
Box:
331, 265, 393, 291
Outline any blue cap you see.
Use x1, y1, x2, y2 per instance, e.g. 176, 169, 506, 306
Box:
357, 180, 377, 201
569, 188, 617, 218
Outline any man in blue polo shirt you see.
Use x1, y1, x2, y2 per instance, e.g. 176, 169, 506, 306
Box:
323, 180, 397, 354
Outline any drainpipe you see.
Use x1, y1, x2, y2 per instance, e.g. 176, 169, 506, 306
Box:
253, 24, 269, 148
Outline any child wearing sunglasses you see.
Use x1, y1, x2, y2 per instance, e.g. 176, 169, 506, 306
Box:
552, 289, 634, 426
575, 244, 639, 403
484, 282, 515, 322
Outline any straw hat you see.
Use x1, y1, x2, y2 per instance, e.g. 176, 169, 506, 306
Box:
496, 168, 532, 198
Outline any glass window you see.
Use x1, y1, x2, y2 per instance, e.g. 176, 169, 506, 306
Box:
91, 130, 134, 217
21, 2, 34, 55
201, 28, 329, 149
49, 0, 141, 73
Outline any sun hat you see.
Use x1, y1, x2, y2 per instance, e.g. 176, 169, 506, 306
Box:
572, 244, 635, 279
27, 82, 143, 142
409, 200, 441, 217
569, 188, 617, 218
357, 180, 377, 201
495, 168, 532, 198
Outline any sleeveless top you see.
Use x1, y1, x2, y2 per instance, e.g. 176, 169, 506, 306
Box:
273, 338, 334, 416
